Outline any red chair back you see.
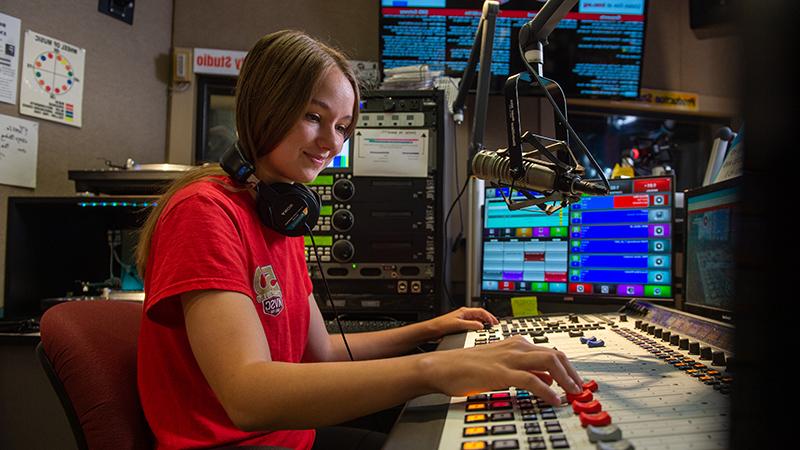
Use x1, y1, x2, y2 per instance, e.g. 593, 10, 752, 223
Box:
37, 300, 152, 450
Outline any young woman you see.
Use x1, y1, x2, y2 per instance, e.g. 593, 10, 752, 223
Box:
136, 30, 584, 450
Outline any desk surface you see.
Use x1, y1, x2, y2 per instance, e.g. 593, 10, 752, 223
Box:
383, 332, 466, 450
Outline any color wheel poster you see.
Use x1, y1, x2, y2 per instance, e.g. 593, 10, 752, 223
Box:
19, 31, 85, 128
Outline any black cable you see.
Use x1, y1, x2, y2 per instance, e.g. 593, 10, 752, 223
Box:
452, 120, 465, 244
538, 73, 570, 149
519, 52, 609, 189
442, 120, 465, 309
305, 224, 354, 361
442, 176, 470, 308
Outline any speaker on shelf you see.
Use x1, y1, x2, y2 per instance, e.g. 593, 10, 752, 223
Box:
689, 0, 736, 39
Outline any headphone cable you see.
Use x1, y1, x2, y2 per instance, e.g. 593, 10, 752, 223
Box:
305, 224, 354, 361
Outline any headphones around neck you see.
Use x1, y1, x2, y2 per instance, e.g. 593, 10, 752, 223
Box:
219, 141, 321, 237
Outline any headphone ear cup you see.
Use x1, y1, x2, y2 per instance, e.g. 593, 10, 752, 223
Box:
305, 185, 321, 213
294, 184, 321, 232
255, 182, 320, 236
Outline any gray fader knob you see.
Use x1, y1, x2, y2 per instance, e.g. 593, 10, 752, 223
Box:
587, 424, 623, 443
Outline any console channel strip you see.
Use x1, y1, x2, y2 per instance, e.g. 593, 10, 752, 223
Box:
384, 301, 733, 450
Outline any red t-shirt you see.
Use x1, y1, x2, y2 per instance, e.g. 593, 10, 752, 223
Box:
137, 177, 315, 450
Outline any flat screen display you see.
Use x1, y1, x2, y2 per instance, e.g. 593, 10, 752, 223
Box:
684, 178, 740, 319
481, 175, 674, 302
380, 0, 648, 98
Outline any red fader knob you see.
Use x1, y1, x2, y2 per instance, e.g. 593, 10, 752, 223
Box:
583, 380, 599, 392
579, 411, 612, 428
566, 389, 594, 404
572, 399, 602, 414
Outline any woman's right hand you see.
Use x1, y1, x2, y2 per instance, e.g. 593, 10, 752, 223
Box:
419, 335, 584, 406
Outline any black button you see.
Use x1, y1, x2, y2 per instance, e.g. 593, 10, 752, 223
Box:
491, 439, 519, 450
491, 412, 514, 422
491, 424, 517, 435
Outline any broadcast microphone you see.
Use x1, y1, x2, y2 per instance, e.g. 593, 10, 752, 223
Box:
472, 149, 609, 200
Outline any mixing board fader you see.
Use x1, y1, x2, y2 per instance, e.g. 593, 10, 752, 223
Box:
387, 301, 733, 450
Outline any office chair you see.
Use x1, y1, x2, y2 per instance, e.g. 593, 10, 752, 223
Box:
37, 300, 153, 450
36, 300, 291, 450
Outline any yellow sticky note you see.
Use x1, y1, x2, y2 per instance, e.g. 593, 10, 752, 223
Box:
511, 296, 539, 317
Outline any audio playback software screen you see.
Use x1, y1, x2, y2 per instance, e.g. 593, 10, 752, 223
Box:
481, 176, 673, 300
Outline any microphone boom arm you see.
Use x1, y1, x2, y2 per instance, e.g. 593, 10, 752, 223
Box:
451, 1, 500, 174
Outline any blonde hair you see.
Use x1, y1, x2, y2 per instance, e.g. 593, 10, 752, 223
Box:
136, 30, 360, 277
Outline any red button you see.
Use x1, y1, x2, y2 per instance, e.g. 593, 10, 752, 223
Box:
572, 399, 602, 414
490, 392, 511, 400
490, 401, 512, 410
565, 389, 593, 404
579, 411, 612, 427
583, 380, 599, 392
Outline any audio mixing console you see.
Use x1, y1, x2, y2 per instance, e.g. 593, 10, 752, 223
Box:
384, 301, 733, 450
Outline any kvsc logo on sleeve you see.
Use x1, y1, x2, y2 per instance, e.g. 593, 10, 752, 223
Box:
253, 265, 284, 317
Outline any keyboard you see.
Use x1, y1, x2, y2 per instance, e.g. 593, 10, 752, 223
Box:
325, 319, 409, 334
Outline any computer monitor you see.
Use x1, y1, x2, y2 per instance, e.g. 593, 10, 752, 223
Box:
480, 175, 674, 304
683, 177, 740, 323
327, 139, 350, 169
379, 0, 648, 98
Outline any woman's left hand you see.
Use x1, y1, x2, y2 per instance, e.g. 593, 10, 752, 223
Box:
426, 307, 500, 338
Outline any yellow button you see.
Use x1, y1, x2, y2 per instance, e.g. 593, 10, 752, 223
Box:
467, 403, 488, 411
463, 426, 488, 437
462, 442, 487, 450
465, 414, 488, 423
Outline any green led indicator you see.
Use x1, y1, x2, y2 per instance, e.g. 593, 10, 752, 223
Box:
305, 236, 333, 246
351, 264, 357, 269
320, 205, 333, 216
307, 175, 334, 186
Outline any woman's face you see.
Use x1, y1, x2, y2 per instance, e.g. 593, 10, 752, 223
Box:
256, 67, 355, 184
